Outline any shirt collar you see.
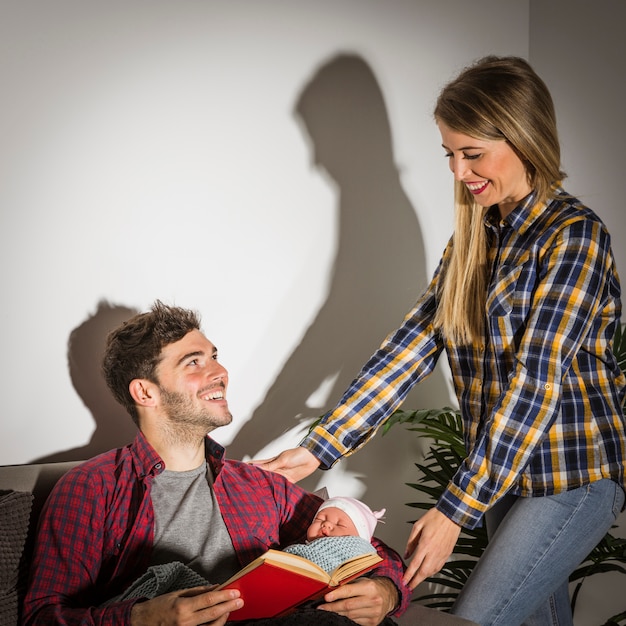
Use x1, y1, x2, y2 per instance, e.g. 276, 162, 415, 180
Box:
484, 185, 563, 236
205, 436, 226, 477
129, 430, 226, 478
130, 430, 164, 477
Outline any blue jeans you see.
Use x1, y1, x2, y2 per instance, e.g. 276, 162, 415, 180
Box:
450, 479, 624, 626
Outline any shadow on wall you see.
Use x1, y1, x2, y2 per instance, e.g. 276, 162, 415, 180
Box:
227, 53, 450, 524
26, 55, 451, 547
30, 300, 138, 463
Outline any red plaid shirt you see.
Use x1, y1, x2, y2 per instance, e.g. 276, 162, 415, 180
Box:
23, 432, 409, 625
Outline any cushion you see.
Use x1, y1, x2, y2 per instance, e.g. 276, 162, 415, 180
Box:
0, 490, 34, 626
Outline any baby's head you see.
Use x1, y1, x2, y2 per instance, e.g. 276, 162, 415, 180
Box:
307, 496, 386, 542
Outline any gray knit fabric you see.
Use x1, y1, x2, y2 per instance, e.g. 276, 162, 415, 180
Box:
0, 490, 33, 626
283, 536, 376, 574
102, 561, 210, 605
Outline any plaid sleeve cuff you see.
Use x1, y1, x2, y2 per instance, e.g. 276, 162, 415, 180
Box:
299, 425, 351, 470
436, 483, 489, 530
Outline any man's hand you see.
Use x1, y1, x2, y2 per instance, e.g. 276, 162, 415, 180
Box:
250, 447, 320, 483
130, 585, 242, 626
402, 508, 462, 590
316, 576, 398, 626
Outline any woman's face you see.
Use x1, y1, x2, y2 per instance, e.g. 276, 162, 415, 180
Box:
438, 121, 532, 218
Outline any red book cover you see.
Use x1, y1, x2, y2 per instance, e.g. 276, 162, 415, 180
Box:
217, 548, 382, 621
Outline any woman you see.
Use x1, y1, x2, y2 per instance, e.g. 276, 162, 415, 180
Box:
254, 56, 626, 625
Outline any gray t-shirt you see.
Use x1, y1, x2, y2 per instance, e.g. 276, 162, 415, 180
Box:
150, 461, 240, 583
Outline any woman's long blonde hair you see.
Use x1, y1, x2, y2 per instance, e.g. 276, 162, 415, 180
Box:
432, 56, 566, 345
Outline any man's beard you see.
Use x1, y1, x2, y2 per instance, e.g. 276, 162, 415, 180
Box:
159, 387, 233, 440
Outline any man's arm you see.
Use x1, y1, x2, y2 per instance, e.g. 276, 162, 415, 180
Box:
267, 467, 411, 618
23, 463, 150, 625
318, 576, 399, 626
23, 467, 135, 625
366, 536, 410, 617
217, 461, 411, 624
129, 586, 242, 626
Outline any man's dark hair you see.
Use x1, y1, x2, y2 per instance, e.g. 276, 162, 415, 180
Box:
102, 300, 201, 424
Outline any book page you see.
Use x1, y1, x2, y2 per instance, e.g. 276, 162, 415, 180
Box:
331, 553, 382, 585
217, 549, 328, 588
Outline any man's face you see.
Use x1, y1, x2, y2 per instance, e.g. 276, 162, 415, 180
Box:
154, 329, 232, 432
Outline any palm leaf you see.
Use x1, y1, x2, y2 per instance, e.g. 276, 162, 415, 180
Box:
601, 610, 626, 626
613, 323, 626, 375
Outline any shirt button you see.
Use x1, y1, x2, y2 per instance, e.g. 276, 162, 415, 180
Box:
154, 463, 162, 470
544, 384, 551, 391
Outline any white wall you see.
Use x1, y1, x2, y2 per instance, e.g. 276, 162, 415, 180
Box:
530, 0, 626, 278
529, 2, 626, 624
0, 0, 528, 544
1, 0, 624, 622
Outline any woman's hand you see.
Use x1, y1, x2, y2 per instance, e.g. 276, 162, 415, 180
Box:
250, 447, 320, 483
317, 576, 398, 626
402, 508, 462, 590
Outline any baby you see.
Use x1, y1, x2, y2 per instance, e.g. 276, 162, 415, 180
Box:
284, 496, 386, 574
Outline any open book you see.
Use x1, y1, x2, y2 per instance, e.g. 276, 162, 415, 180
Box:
216, 547, 382, 621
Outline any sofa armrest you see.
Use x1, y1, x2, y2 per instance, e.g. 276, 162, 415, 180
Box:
0, 462, 82, 626
0, 461, 80, 499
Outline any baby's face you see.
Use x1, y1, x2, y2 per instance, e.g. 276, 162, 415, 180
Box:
307, 506, 359, 540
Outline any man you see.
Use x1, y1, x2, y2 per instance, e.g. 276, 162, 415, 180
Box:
23, 301, 409, 626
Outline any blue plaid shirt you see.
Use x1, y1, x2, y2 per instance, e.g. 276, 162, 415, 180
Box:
302, 188, 626, 529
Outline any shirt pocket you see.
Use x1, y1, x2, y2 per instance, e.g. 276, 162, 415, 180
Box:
487, 253, 533, 319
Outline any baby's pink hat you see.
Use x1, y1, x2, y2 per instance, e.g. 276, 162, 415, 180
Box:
317, 496, 386, 540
